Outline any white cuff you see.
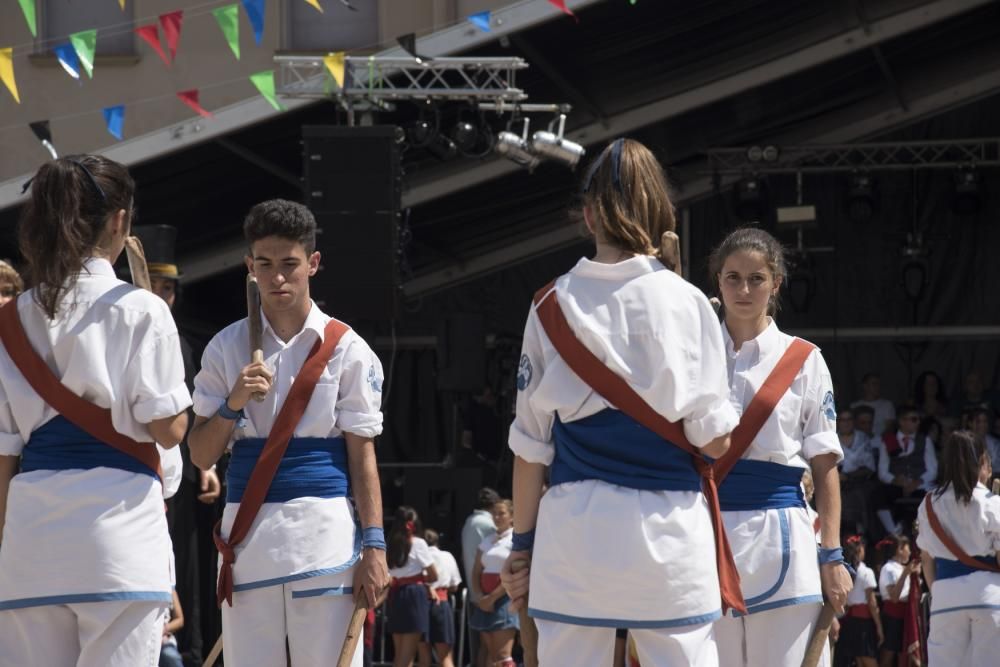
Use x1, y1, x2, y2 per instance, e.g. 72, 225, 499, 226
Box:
133, 384, 193, 424
804, 432, 844, 463
508, 424, 554, 465
337, 410, 384, 439
683, 401, 740, 448
192, 393, 227, 419
0, 432, 24, 457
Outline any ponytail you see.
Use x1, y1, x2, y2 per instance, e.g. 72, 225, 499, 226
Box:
934, 430, 984, 505
386, 505, 422, 569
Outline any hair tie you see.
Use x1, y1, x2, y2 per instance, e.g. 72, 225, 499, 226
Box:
875, 538, 894, 550
582, 138, 624, 194
846, 534, 863, 545
405, 520, 414, 537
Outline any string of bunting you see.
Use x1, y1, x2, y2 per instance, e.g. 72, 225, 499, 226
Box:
2, 0, 587, 152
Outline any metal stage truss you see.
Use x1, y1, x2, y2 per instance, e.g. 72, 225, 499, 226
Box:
707, 139, 1000, 175
274, 55, 529, 106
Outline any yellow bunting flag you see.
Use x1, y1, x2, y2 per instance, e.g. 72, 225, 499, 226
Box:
0, 48, 19, 104
304, 0, 324, 11
119, 0, 126, 9
324, 51, 345, 88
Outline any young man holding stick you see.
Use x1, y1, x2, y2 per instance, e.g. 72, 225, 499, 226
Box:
189, 199, 389, 666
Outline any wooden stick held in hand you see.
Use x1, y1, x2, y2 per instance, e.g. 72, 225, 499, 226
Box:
511, 559, 538, 667
801, 602, 836, 667
335, 585, 389, 667
659, 231, 683, 276
124, 236, 151, 292
246, 274, 266, 402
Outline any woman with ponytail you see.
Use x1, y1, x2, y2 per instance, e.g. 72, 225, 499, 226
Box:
387, 505, 438, 667
837, 536, 883, 666
0, 156, 191, 666
916, 430, 1000, 665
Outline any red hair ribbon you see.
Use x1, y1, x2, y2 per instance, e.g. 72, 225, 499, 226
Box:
405, 520, 415, 537
846, 534, 863, 545
875, 537, 894, 550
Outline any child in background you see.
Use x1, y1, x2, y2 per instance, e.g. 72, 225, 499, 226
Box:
837, 536, 882, 667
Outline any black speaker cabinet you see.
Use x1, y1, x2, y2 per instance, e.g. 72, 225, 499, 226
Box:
303, 125, 402, 321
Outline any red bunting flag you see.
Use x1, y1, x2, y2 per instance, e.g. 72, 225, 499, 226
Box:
159, 11, 183, 62
548, 0, 578, 21
177, 89, 213, 118
135, 24, 170, 66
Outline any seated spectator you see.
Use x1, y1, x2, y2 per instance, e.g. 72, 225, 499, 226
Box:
852, 373, 896, 436
876, 405, 937, 536
418, 528, 462, 667
838, 408, 877, 536
0, 260, 23, 307
969, 406, 1000, 474
853, 404, 876, 439
950, 370, 995, 418
914, 371, 949, 421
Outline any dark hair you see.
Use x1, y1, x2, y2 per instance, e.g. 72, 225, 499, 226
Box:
477, 487, 501, 510
914, 371, 948, 407
424, 528, 439, 547
579, 139, 677, 258
843, 535, 865, 568
852, 404, 875, 419
19, 155, 134, 319
934, 430, 985, 505
919, 416, 941, 439
708, 227, 788, 316
874, 534, 909, 571
387, 505, 422, 569
861, 372, 880, 384
897, 404, 920, 420
243, 199, 317, 254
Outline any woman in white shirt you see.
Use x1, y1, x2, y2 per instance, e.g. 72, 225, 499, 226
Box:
387, 505, 438, 667
709, 227, 851, 667
0, 155, 191, 667
471, 499, 519, 667
916, 430, 1000, 666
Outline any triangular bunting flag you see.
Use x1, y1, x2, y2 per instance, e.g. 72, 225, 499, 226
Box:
548, 0, 578, 21
103, 105, 125, 140
0, 48, 19, 103
119, 0, 126, 9
396, 33, 428, 62
303, 0, 323, 12
468, 11, 491, 32
29, 121, 57, 158
17, 0, 37, 37
177, 89, 213, 118
250, 70, 284, 111
241, 0, 265, 45
159, 11, 183, 62
69, 29, 97, 78
135, 24, 170, 66
212, 4, 240, 60
52, 43, 81, 80
338, 0, 357, 10
323, 51, 345, 88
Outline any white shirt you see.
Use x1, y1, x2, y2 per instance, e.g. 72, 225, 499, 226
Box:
193, 302, 384, 589
389, 537, 435, 578
0, 258, 191, 607
879, 560, 910, 602
723, 320, 842, 468
876, 431, 938, 490
916, 484, 1000, 560
478, 528, 513, 575
846, 561, 877, 606
986, 434, 1000, 472
461, 509, 495, 600
839, 431, 876, 475
510, 256, 738, 464
428, 546, 462, 590
851, 398, 895, 437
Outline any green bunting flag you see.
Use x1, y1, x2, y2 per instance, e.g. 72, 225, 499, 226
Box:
212, 4, 240, 60
17, 0, 37, 37
69, 29, 97, 78
250, 70, 283, 111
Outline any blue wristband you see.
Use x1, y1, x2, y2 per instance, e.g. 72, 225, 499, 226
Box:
217, 400, 244, 421
511, 529, 535, 553
362, 527, 386, 550
818, 546, 844, 565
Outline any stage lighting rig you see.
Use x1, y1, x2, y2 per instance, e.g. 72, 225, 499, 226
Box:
531, 114, 585, 169
847, 171, 876, 223
496, 118, 540, 171
952, 166, 982, 216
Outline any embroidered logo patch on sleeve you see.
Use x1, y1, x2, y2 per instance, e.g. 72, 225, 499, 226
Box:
368, 365, 382, 393
517, 354, 533, 391
822, 390, 836, 421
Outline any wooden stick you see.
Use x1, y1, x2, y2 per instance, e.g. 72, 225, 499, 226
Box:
801, 602, 836, 667
335, 586, 389, 667
203, 635, 223, 667
658, 231, 683, 276
123, 236, 151, 292
246, 274, 266, 402
511, 559, 538, 667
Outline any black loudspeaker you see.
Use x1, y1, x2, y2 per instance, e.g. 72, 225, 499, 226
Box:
303, 125, 402, 320
437, 314, 486, 391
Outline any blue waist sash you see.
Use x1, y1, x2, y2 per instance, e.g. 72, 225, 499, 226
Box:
21, 415, 158, 479
227, 436, 350, 504
550, 409, 702, 492
717, 458, 805, 512
934, 556, 998, 581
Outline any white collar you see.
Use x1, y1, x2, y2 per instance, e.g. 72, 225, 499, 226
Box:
81, 257, 117, 278
261, 300, 328, 344
723, 317, 781, 360
569, 255, 665, 280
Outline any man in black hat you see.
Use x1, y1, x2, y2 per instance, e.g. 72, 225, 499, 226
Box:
134, 224, 221, 667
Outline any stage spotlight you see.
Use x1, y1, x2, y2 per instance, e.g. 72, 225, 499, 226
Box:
901, 234, 929, 302
847, 171, 876, 222
734, 175, 767, 222
427, 134, 457, 161
451, 121, 478, 154
406, 120, 434, 148
496, 118, 540, 171
746, 146, 763, 162
761, 145, 780, 162
531, 114, 585, 168
952, 166, 982, 216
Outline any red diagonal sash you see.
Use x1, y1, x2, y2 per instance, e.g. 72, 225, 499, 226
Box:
924, 492, 1000, 573
214, 318, 350, 606
713, 338, 816, 483
532, 282, 746, 615
0, 302, 163, 481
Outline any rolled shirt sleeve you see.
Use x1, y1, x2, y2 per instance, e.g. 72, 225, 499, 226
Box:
0, 388, 22, 457
192, 336, 231, 419
334, 336, 384, 439
508, 310, 555, 465
801, 350, 843, 463
682, 294, 739, 448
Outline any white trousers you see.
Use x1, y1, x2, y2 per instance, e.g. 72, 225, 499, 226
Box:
535, 618, 718, 667
927, 606, 1000, 667
715, 602, 829, 667
221, 570, 361, 667
0, 600, 166, 667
